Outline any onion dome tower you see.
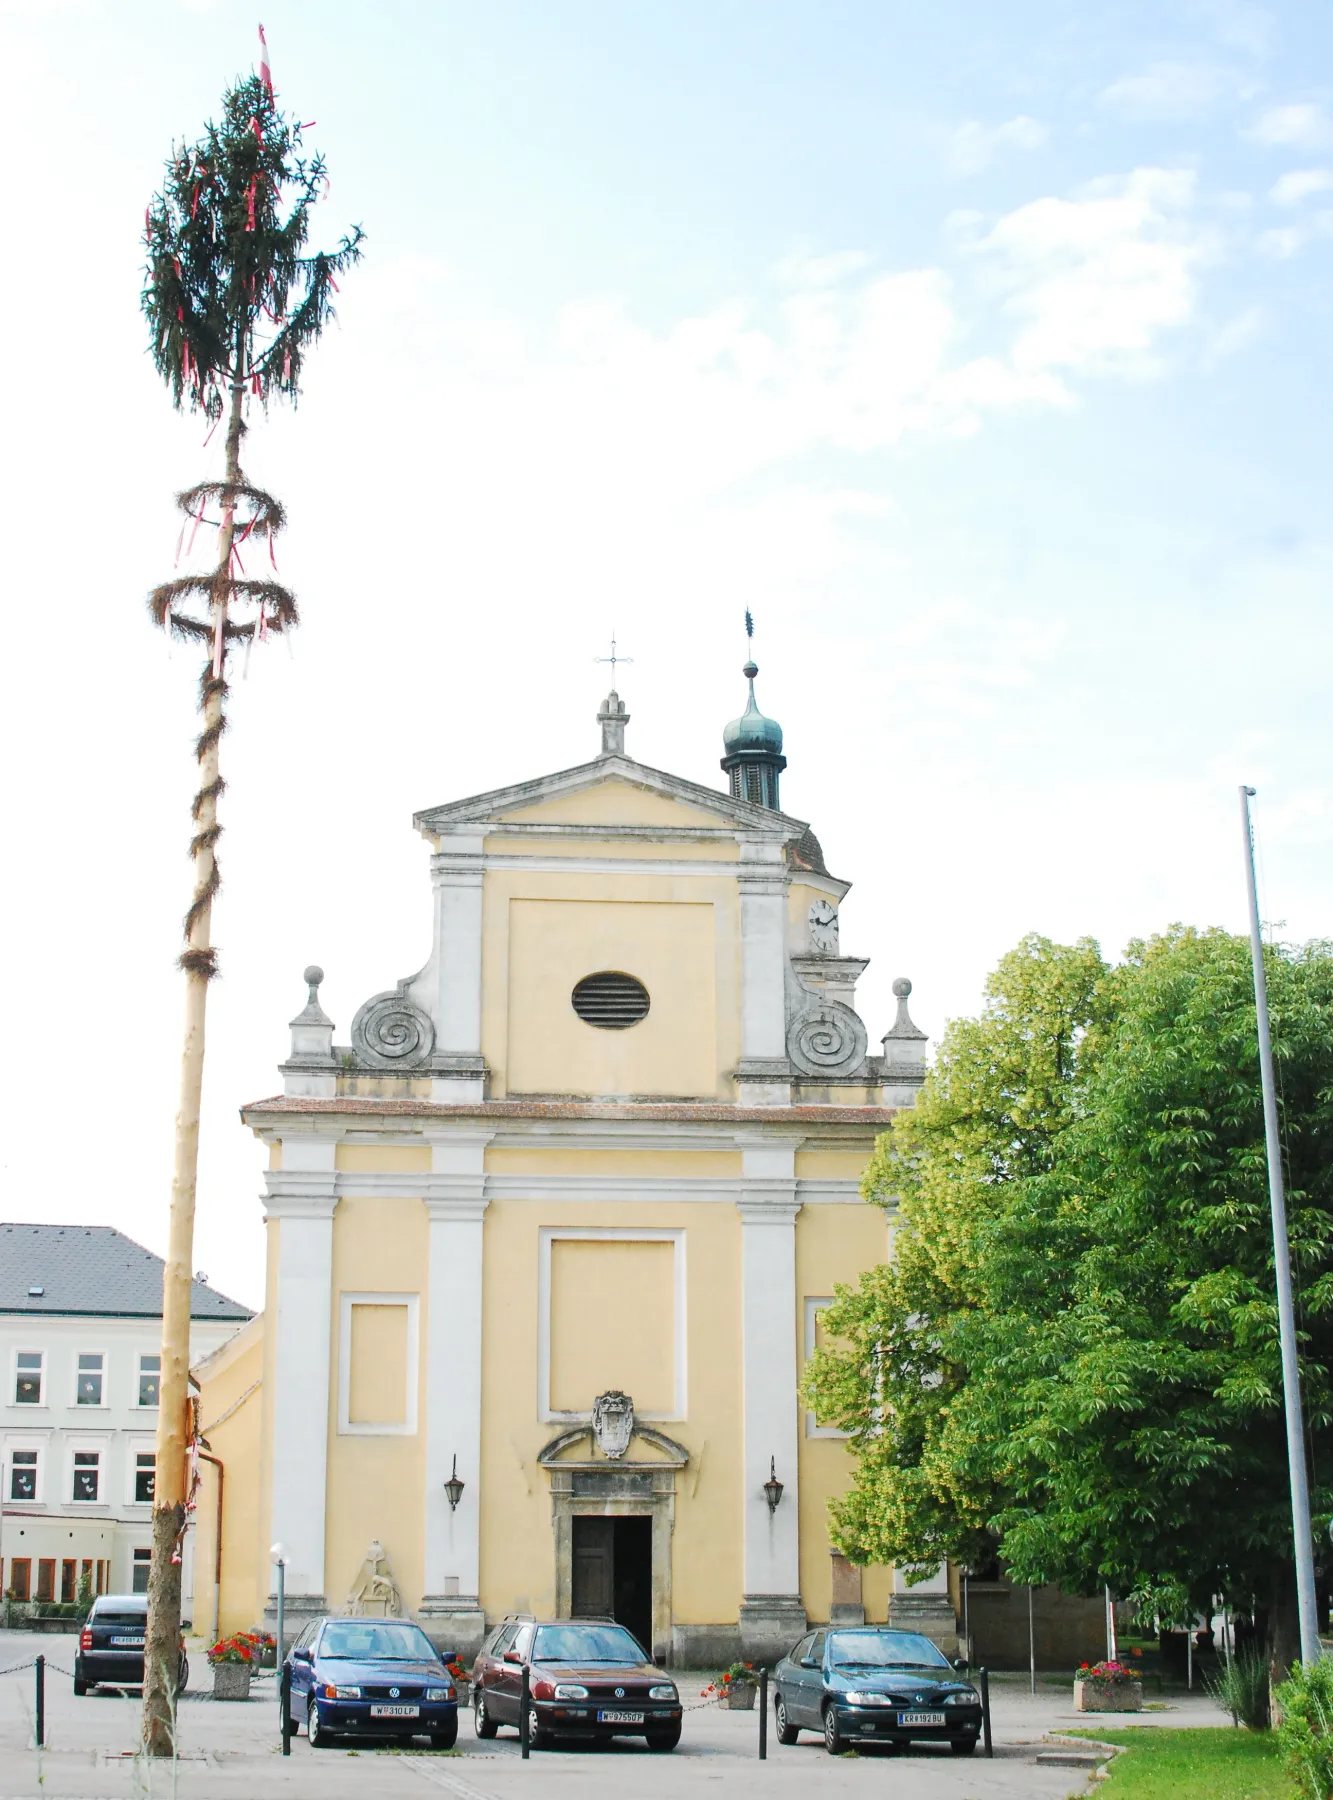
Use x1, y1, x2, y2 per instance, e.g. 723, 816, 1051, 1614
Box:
721, 613, 786, 809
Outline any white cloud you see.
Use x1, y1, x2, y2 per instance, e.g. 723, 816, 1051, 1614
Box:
1246, 103, 1333, 148
1270, 169, 1333, 207
970, 170, 1206, 376
1259, 215, 1333, 259
1102, 61, 1239, 120
950, 115, 1049, 175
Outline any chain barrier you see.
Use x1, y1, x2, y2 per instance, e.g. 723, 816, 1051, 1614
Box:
0, 1658, 39, 1677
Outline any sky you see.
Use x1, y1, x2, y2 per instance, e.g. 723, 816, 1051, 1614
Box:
1, 0, 1330, 1310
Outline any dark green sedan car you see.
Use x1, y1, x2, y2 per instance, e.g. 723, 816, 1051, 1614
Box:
772, 1626, 982, 1755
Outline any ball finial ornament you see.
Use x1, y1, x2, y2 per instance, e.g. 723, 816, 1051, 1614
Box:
304, 964, 325, 989
892, 977, 913, 998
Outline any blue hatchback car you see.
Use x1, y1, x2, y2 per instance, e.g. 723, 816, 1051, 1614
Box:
286, 1617, 459, 1749
772, 1626, 982, 1756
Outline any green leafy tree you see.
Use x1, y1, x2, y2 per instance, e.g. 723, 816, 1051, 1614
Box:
139, 60, 362, 1756
805, 928, 1333, 1679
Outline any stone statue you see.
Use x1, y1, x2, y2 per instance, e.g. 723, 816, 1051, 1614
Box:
346, 1540, 402, 1617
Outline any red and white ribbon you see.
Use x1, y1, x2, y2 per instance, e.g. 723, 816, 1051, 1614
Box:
258, 23, 274, 97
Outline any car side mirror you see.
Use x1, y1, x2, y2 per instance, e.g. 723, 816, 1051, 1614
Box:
800, 1657, 817, 1669
294, 1647, 312, 1663
953, 1657, 968, 1671
503, 1649, 523, 1665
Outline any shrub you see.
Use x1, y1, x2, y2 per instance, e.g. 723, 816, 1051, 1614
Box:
1275, 1658, 1333, 1799
1207, 1646, 1270, 1730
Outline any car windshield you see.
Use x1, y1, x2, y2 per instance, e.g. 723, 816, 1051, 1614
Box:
533, 1624, 645, 1663
828, 1632, 951, 1670
319, 1622, 439, 1661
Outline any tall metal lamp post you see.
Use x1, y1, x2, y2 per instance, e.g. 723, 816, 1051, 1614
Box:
1240, 785, 1320, 1667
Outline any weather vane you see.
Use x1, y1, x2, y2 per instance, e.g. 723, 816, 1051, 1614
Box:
595, 632, 634, 685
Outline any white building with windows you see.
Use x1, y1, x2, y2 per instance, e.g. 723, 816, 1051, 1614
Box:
1, 1224, 250, 1610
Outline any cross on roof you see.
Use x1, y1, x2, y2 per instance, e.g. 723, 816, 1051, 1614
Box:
595, 632, 634, 685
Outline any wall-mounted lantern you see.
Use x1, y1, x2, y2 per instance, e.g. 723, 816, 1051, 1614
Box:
444, 1454, 465, 1513
763, 1456, 784, 1514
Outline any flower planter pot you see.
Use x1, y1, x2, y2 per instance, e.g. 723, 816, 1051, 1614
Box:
720, 1683, 757, 1710
1074, 1677, 1142, 1713
212, 1662, 253, 1701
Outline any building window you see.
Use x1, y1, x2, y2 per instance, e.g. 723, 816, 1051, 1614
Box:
61, 1558, 76, 1604
36, 1559, 55, 1603
132, 1549, 151, 1594
76, 1353, 105, 1406
137, 1354, 161, 1409
134, 1454, 156, 1504
9, 1449, 38, 1501
71, 1451, 100, 1503
14, 1352, 43, 1405
8, 1558, 32, 1602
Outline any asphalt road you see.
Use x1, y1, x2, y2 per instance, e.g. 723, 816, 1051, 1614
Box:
0, 1629, 1224, 1799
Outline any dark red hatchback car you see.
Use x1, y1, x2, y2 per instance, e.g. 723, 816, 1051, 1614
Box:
472, 1618, 682, 1750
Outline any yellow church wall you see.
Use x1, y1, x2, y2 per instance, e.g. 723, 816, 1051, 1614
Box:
193, 1317, 266, 1640
794, 1150, 870, 1181
493, 781, 729, 830
485, 1149, 741, 1178
549, 1239, 675, 1411
325, 1197, 429, 1614
795, 1203, 893, 1625
477, 1199, 744, 1629
484, 836, 736, 863
268, 1143, 281, 1169
336, 1143, 431, 1172
480, 868, 743, 1100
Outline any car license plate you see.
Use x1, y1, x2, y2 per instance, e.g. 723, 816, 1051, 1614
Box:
897, 1710, 945, 1726
370, 1703, 419, 1718
598, 1708, 644, 1724
110, 1636, 145, 1647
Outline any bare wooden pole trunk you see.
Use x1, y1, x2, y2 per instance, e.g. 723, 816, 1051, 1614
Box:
142, 374, 244, 1756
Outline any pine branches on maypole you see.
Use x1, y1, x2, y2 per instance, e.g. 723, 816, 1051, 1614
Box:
139, 38, 362, 1756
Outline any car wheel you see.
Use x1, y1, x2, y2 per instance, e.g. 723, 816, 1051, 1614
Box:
774, 1694, 799, 1746
474, 1689, 498, 1739
307, 1699, 336, 1748
645, 1726, 681, 1752
524, 1704, 551, 1750
950, 1738, 977, 1756
823, 1704, 846, 1756
430, 1717, 459, 1750
73, 1676, 88, 1697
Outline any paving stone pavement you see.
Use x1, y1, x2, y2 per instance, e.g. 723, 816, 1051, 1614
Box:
0, 1631, 1224, 1800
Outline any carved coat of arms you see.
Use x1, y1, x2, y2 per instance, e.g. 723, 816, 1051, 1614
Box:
592, 1390, 635, 1460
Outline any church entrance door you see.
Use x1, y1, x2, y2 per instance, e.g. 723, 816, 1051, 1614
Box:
571, 1516, 653, 1656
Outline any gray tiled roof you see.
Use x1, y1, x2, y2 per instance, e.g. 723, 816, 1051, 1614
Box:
0, 1223, 252, 1320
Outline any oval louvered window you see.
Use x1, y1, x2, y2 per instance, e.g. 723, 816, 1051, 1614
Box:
571, 971, 651, 1030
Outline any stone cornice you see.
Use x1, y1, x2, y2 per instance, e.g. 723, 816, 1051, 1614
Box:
244, 1096, 896, 1127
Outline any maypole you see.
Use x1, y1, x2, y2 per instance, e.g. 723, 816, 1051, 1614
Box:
139, 31, 362, 1754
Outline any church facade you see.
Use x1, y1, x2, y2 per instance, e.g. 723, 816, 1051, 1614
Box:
193, 665, 946, 1666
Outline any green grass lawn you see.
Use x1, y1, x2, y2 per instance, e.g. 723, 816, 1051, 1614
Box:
1070, 1728, 1288, 1799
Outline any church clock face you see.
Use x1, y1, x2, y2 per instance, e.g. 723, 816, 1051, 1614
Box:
808, 899, 839, 953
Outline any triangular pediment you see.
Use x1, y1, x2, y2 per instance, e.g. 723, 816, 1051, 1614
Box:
414, 755, 808, 843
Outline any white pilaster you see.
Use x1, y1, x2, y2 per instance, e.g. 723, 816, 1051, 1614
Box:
737, 846, 791, 1104
265, 1136, 339, 1604
418, 1129, 493, 1655
429, 835, 485, 1074
736, 1136, 805, 1657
